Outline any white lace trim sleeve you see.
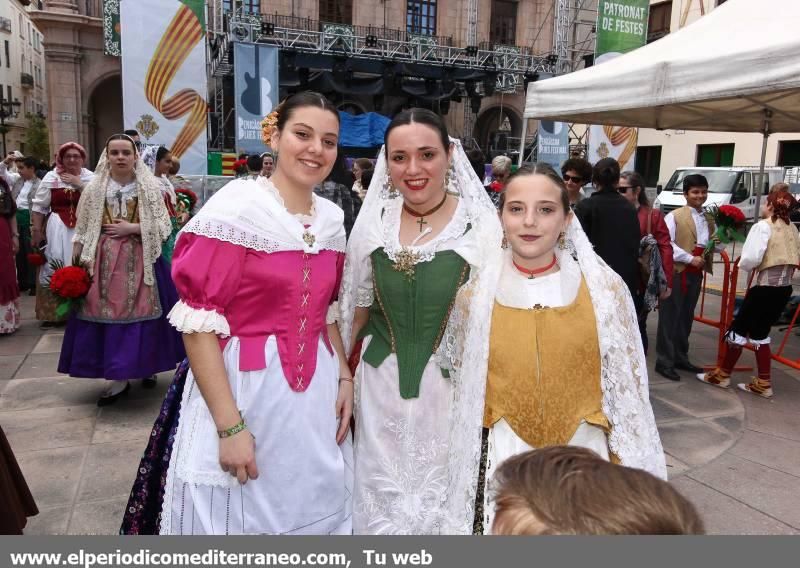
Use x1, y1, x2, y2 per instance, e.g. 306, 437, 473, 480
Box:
326, 301, 340, 325
355, 286, 374, 308
168, 300, 231, 337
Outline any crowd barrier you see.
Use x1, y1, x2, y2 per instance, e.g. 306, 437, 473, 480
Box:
695, 252, 800, 372
693, 250, 732, 369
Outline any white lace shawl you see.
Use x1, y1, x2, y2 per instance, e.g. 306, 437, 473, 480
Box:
180, 177, 346, 255
338, 138, 503, 534
72, 151, 172, 286
561, 218, 667, 479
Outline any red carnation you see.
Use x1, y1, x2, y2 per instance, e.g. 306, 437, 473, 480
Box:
27, 252, 46, 267
50, 265, 91, 299
719, 204, 746, 223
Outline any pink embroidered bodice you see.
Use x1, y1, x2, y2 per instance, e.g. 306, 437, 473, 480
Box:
171, 233, 343, 392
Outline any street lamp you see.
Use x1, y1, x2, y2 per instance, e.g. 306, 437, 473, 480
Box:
0, 96, 22, 157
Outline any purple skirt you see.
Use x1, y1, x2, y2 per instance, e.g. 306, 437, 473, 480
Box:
58, 258, 186, 380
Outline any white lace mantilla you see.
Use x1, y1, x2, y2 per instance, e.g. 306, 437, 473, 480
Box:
340, 139, 503, 534
181, 178, 346, 255
559, 220, 667, 479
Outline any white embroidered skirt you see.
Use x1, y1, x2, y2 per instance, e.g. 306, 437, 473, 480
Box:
161, 336, 353, 535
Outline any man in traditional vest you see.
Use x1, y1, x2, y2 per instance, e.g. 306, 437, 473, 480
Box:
655, 174, 717, 380
697, 188, 800, 398
0, 154, 40, 293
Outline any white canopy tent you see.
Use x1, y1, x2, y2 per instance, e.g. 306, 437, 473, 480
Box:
520, 0, 800, 218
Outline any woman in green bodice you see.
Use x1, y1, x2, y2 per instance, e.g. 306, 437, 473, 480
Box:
339, 109, 502, 534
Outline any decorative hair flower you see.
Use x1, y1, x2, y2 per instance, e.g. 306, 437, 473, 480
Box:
261, 109, 280, 145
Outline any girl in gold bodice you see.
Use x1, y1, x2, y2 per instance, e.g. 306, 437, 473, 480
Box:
480, 163, 666, 531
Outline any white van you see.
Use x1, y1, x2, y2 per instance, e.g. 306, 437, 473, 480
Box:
652, 167, 785, 219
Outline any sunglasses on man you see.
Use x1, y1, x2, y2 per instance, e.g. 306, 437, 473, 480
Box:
563, 174, 582, 184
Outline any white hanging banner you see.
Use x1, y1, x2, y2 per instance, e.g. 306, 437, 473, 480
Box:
121, 0, 208, 174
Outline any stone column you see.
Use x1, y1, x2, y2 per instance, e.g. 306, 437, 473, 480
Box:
43, 48, 83, 151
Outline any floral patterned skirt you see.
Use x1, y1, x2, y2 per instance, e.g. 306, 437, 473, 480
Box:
120, 358, 189, 535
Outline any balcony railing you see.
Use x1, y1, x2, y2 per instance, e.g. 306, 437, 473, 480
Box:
21, 73, 34, 89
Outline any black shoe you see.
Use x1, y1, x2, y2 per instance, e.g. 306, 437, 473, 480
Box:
28, 289, 36, 296
675, 361, 703, 373
97, 382, 131, 407
655, 365, 681, 381
142, 375, 157, 389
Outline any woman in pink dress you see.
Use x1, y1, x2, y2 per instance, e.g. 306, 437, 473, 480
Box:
0, 178, 21, 334
123, 92, 354, 535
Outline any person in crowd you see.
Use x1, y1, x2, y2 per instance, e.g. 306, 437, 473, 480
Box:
168, 157, 181, 177
490, 446, 701, 535
0, 177, 21, 334
359, 169, 373, 200
477, 163, 665, 532
124, 129, 142, 151
560, 157, 593, 210
1, 154, 40, 294
619, 171, 673, 353
31, 143, 94, 327
490, 155, 512, 194
655, 174, 719, 381
260, 151, 274, 178
467, 148, 488, 186
351, 157, 373, 200
574, 158, 641, 298
144, 146, 180, 264
315, 152, 361, 237
121, 92, 353, 535
245, 154, 262, 179
57, 134, 185, 405
0, 425, 38, 533
339, 108, 503, 534
697, 190, 800, 399
36, 160, 51, 179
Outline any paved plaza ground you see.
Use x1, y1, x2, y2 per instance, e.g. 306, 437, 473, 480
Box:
2, 277, 800, 535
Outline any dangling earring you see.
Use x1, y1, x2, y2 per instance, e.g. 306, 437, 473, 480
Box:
445, 162, 459, 196
501, 233, 509, 249
557, 231, 567, 250
384, 175, 398, 198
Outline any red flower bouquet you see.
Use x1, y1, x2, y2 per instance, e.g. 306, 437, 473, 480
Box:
27, 247, 46, 267
48, 256, 92, 318
705, 204, 747, 254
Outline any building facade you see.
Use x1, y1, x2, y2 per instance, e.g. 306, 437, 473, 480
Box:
30, 0, 121, 165
212, 0, 560, 157
637, 0, 800, 186
0, 0, 48, 157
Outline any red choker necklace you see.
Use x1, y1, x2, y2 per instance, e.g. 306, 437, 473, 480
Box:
513, 255, 558, 279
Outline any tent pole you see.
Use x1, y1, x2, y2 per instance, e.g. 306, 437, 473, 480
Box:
518, 118, 528, 166
752, 109, 772, 223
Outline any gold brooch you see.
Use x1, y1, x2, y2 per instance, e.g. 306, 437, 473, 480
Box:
392, 248, 420, 279
302, 231, 316, 247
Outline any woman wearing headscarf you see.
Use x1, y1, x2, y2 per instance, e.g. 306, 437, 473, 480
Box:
31, 142, 94, 326
57, 134, 185, 406
339, 109, 502, 534
697, 190, 800, 399
477, 164, 665, 532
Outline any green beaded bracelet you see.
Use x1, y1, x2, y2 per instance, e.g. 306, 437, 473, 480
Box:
218, 412, 246, 439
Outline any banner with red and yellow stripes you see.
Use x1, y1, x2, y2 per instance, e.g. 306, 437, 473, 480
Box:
121, 0, 208, 175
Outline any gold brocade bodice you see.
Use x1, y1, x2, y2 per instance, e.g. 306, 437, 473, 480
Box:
102, 196, 139, 224
483, 278, 608, 448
